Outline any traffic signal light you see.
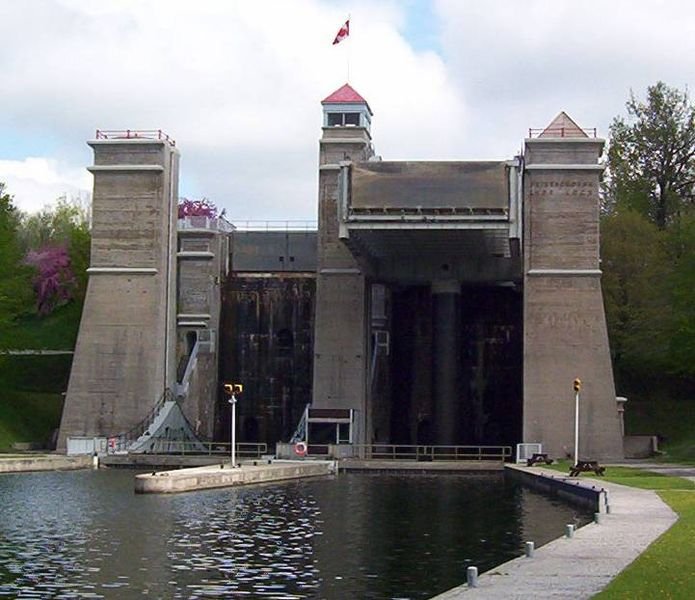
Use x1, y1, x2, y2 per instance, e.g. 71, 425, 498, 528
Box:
573, 378, 582, 392
223, 383, 243, 396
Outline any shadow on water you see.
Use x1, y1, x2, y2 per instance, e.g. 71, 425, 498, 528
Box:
0, 470, 590, 599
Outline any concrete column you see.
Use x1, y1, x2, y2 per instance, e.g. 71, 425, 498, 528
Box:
432, 280, 461, 445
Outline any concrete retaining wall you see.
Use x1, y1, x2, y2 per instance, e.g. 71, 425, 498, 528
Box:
505, 464, 608, 513
0, 455, 92, 473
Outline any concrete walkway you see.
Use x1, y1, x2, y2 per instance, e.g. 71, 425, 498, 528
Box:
432, 468, 678, 599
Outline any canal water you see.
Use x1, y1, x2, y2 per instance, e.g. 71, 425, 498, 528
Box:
0, 470, 590, 599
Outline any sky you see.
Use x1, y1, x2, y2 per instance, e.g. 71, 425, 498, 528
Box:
1, 0, 695, 222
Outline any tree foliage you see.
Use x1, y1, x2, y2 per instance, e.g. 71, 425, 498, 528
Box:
0, 183, 33, 345
665, 215, 695, 376
606, 82, 695, 228
602, 83, 695, 392
601, 211, 671, 375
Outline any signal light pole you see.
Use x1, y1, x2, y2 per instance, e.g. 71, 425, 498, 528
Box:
573, 378, 582, 467
224, 383, 243, 468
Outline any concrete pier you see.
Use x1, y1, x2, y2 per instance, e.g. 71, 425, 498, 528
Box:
134, 460, 334, 494
0, 454, 92, 473
432, 465, 677, 599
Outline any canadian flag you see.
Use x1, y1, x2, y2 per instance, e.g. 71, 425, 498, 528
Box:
332, 19, 349, 45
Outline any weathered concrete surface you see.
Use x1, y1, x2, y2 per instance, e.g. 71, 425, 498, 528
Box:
313, 93, 373, 443
58, 139, 180, 448
176, 216, 230, 440
432, 466, 677, 599
339, 460, 504, 472
523, 127, 623, 460
134, 460, 334, 494
0, 454, 92, 473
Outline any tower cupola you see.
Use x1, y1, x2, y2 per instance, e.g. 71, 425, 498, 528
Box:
321, 83, 373, 132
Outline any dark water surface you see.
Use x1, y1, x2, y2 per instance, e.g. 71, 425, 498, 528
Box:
0, 469, 590, 599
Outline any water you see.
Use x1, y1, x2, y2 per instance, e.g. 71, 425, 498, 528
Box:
0, 469, 590, 599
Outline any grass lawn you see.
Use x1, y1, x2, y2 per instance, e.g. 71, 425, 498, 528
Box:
596, 491, 695, 599
542, 461, 695, 490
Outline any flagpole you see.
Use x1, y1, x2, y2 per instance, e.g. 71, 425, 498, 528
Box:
346, 14, 351, 82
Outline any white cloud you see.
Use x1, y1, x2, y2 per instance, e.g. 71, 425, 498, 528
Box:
0, 0, 466, 220
0, 157, 92, 213
434, 0, 695, 157
2, 0, 694, 220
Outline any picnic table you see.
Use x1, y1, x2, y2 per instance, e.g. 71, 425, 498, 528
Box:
526, 453, 554, 466
569, 460, 605, 477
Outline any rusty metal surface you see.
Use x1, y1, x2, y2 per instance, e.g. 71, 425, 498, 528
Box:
219, 276, 315, 447
350, 161, 509, 210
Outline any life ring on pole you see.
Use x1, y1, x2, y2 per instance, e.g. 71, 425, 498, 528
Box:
294, 441, 307, 457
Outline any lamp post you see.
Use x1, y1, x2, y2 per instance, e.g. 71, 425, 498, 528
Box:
224, 383, 243, 468
573, 378, 582, 467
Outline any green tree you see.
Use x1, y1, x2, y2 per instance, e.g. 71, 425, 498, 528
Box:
0, 183, 33, 347
606, 82, 695, 228
601, 211, 672, 377
666, 215, 695, 378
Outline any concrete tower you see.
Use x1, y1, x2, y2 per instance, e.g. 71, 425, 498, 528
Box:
175, 215, 231, 439
522, 113, 623, 459
58, 132, 179, 448
312, 84, 374, 443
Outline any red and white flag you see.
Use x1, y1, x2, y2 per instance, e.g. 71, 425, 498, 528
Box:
332, 19, 349, 45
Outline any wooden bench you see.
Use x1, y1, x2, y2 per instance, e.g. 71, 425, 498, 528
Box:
569, 460, 606, 477
526, 453, 554, 466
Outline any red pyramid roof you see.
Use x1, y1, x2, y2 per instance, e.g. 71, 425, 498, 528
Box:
322, 83, 372, 113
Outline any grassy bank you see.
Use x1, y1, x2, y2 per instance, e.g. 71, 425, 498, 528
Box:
0, 354, 71, 451
9, 301, 82, 350
625, 397, 695, 464
0, 390, 64, 451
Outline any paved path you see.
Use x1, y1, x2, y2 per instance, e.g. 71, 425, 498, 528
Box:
432, 468, 678, 599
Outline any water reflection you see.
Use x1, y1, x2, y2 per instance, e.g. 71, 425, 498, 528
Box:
0, 469, 589, 599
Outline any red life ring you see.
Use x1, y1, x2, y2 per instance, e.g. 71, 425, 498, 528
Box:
294, 442, 307, 457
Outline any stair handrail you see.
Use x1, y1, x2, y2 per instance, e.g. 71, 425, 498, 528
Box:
289, 404, 310, 443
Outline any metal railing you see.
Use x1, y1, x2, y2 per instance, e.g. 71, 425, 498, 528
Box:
95, 129, 176, 146
113, 388, 175, 449
305, 444, 511, 461
177, 216, 235, 233
528, 127, 597, 139
109, 441, 268, 458
230, 220, 318, 232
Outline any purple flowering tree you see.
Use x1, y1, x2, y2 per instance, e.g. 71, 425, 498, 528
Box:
24, 245, 76, 315
178, 197, 218, 219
